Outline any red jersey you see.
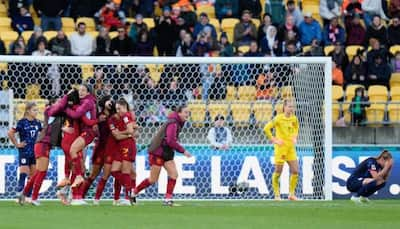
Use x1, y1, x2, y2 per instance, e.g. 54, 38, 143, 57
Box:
113, 112, 136, 148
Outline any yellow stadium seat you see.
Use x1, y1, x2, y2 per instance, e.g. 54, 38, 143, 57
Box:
146, 64, 163, 83
26, 84, 41, 100
391, 86, 400, 101
251, 19, 260, 28
208, 102, 229, 120
65, 31, 75, 38
0, 4, 7, 17
302, 45, 311, 53
324, 45, 335, 55
226, 86, 237, 100
143, 18, 155, 29
86, 31, 98, 39
109, 31, 118, 39
346, 45, 364, 60
208, 18, 220, 31
21, 30, 33, 42
237, 45, 250, 53
366, 104, 386, 125
390, 73, 400, 88
332, 85, 344, 101
0, 62, 7, 72
221, 18, 239, 43
188, 102, 206, 125
388, 103, 400, 123
125, 17, 135, 24
43, 31, 57, 40
196, 4, 216, 18
81, 64, 94, 80
61, 17, 76, 32
253, 102, 273, 123
230, 102, 251, 124
0, 31, 19, 51
332, 103, 341, 123
389, 45, 400, 56
0, 17, 12, 31
345, 84, 364, 101
238, 86, 256, 101
76, 17, 96, 31
368, 85, 388, 102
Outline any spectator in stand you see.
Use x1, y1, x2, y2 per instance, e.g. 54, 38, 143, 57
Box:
33, 0, 68, 31
390, 0, 400, 18
342, 0, 363, 25
135, 30, 154, 56
282, 40, 299, 56
298, 12, 322, 46
48, 31, 71, 56
323, 17, 345, 46
155, 6, 177, 56
362, 0, 389, 27
215, 0, 239, 20
257, 13, 272, 45
218, 32, 234, 57
209, 65, 228, 100
367, 39, 389, 65
193, 12, 217, 40
171, 5, 182, 23
367, 54, 392, 88
9, 36, 26, 55
328, 41, 349, 71
277, 15, 300, 52
12, 7, 34, 33
8, 0, 31, 18
304, 39, 324, 56
388, 16, 400, 47
260, 25, 279, 56
350, 87, 370, 126
164, 77, 186, 107
239, 0, 261, 19
176, 16, 190, 34
365, 15, 388, 47
31, 39, 51, 56
70, 0, 103, 18
286, 0, 303, 27
207, 115, 233, 150
176, 32, 193, 56
110, 26, 134, 56
256, 67, 274, 100
179, 2, 197, 29
265, 0, 286, 25
191, 32, 210, 56
131, 0, 155, 17
12, 43, 27, 55
128, 14, 149, 44
319, 0, 341, 26
245, 40, 263, 57
233, 10, 257, 47
345, 13, 365, 46
332, 60, 344, 86
202, 26, 217, 50
27, 26, 45, 54
174, 29, 187, 52
94, 27, 111, 56
70, 22, 94, 56
345, 53, 368, 87
391, 51, 400, 73
95, 1, 126, 31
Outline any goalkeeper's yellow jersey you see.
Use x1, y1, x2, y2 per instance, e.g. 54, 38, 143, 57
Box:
263, 113, 299, 146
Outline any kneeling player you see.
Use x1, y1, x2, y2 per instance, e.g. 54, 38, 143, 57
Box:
347, 150, 393, 203
134, 105, 192, 206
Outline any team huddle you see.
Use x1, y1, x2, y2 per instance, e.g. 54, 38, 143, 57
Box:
8, 84, 191, 206
8, 88, 393, 205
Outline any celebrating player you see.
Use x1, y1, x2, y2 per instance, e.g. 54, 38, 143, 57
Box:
134, 104, 192, 206
264, 99, 299, 200
347, 150, 393, 203
8, 102, 41, 202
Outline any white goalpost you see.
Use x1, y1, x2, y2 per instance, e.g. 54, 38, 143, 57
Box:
0, 56, 332, 200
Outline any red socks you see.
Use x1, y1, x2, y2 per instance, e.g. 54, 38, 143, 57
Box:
31, 171, 47, 201
72, 157, 83, 176
23, 172, 38, 195
95, 178, 107, 200
64, 160, 71, 179
135, 178, 152, 194
81, 177, 94, 198
114, 179, 121, 200
165, 178, 176, 200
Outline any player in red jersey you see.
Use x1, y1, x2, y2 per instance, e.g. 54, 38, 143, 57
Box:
134, 105, 192, 206
63, 85, 97, 200
81, 95, 116, 201
19, 97, 67, 206
109, 98, 138, 205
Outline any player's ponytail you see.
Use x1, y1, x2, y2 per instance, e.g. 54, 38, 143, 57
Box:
376, 150, 393, 160
116, 98, 130, 111
23, 101, 37, 118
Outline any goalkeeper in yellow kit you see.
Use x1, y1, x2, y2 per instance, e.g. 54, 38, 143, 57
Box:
264, 99, 299, 200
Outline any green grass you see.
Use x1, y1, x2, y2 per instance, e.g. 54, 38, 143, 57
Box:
0, 200, 399, 229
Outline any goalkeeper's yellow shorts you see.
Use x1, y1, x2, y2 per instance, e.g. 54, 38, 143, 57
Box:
274, 145, 297, 165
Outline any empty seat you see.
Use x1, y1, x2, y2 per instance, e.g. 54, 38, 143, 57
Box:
188, 102, 206, 124
390, 73, 400, 88
26, 84, 41, 100
389, 45, 400, 56
230, 102, 251, 124
346, 45, 364, 60
332, 85, 344, 101
221, 18, 239, 42
143, 18, 155, 29
208, 18, 220, 31
368, 85, 388, 102
332, 103, 341, 123
237, 45, 250, 53
81, 64, 94, 80
196, 4, 216, 18
0, 17, 12, 31
391, 86, 400, 101
253, 102, 273, 123
324, 45, 335, 55
366, 104, 385, 124
43, 31, 57, 40
61, 17, 75, 32
0, 4, 7, 17
0, 31, 19, 51
238, 86, 256, 101
226, 86, 237, 100
21, 30, 33, 42
388, 103, 400, 123
208, 102, 229, 120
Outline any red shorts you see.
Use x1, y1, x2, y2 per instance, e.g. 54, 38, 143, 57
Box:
116, 144, 136, 162
80, 129, 96, 145
104, 137, 119, 164
149, 153, 165, 166
61, 134, 78, 160
92, 142, 105, 165
34, 142, 50, 159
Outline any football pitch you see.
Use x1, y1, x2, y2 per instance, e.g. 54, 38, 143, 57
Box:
0, 200, 399, 229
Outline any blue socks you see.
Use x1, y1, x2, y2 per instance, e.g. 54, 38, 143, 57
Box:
17, 173, 28, 193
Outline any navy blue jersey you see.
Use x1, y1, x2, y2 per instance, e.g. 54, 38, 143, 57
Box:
14, 118, 42, 155
350, 157, 382, 179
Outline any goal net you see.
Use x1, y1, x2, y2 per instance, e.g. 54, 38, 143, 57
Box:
0, 56, 332, 200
